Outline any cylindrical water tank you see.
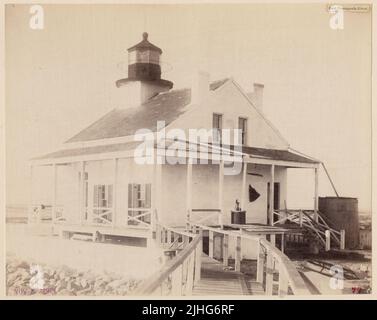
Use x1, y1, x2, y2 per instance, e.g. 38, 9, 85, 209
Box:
318, 197, 359, 249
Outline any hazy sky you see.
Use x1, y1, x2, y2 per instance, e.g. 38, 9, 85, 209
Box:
5, 4, 372, 212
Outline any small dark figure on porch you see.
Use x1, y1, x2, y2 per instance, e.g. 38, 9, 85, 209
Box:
231, 199, 246, 225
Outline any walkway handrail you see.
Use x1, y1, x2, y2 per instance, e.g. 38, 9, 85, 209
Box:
189, 222, 311, 296
258, 238, 310, 295
132, 224, 202, 296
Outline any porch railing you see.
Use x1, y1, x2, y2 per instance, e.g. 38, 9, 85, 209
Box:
132, 224, 202, 296
53, 205, 65, 223
127, 208, 152, 228
85, 207, 113, 225
189, 209, 221, 226
273, 209, 345, 250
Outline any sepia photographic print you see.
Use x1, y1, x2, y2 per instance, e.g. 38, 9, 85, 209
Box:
1, 0, 374, 301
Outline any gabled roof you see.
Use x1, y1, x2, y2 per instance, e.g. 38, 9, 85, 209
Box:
66, 79, 229, 143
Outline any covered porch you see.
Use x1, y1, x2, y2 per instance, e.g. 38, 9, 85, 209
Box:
29, 147, 160, 240
28, 141, 324, 248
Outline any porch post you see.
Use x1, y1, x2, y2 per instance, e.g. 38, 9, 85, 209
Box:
153, 159, 162, 228
186, 160, 193, 225
218, 160, 224, 228
112, 158, 118, 228
52, 164, 57, 223
152, 160, 162, 232
314, 167, 319, 223
269, 164, 275, 226
240, 160, 247, 210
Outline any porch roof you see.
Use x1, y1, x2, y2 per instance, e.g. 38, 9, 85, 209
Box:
34, 140, 319, 165
33, 141, 140, 160
242, 146, 319, 164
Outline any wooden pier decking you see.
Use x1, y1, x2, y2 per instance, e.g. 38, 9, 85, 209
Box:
133, 223, 312, 296
192, 254, 264, 296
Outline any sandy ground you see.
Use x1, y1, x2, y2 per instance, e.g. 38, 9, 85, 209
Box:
6, 223, 165, 296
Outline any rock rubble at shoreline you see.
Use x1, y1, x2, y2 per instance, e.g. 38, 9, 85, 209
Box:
6, 256, 141, 296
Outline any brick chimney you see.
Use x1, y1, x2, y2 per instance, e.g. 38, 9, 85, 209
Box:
247, 83, 264, 111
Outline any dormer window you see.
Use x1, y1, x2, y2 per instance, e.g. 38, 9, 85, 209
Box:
238, 117, 247, 145
212, 113, 223, 144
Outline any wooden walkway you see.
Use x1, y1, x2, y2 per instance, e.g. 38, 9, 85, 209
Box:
192, 254, 264, 296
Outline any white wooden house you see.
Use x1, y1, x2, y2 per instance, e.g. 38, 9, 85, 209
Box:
29, 33, 321, 246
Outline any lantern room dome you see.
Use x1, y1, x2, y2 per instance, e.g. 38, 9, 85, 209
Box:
127, 32, 163, 54
115, 33, 173, 103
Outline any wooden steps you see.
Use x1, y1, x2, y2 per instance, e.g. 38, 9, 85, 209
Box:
192, 254, 264, 296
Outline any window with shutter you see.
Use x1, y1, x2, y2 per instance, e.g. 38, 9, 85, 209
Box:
127, 183, 152, 225
92, 184, 113, 224
212, 113, 223, 144
238, 117, 247, 145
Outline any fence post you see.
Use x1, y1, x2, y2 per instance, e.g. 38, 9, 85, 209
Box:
270, 234, 276, 247
265, 252, 274, 295
194, 230, 203, 283
209, 230, 214, 259
162, 228, 167, 246
235, 236, 241, 272
185, 252, 195, 295
278, 266, 289, 297
171, 264, 183, 296
174, 232, 179, 246
256, 241, 265, 283
299, 210, 303, 227
340, 230, 345, 250
167, 230, 172, 246
325, 230, 331, 251
281, 233, 285, 253
223, 234, 229, 267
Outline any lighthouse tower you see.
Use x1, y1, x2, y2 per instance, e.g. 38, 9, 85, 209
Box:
116, 33, 173, 107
